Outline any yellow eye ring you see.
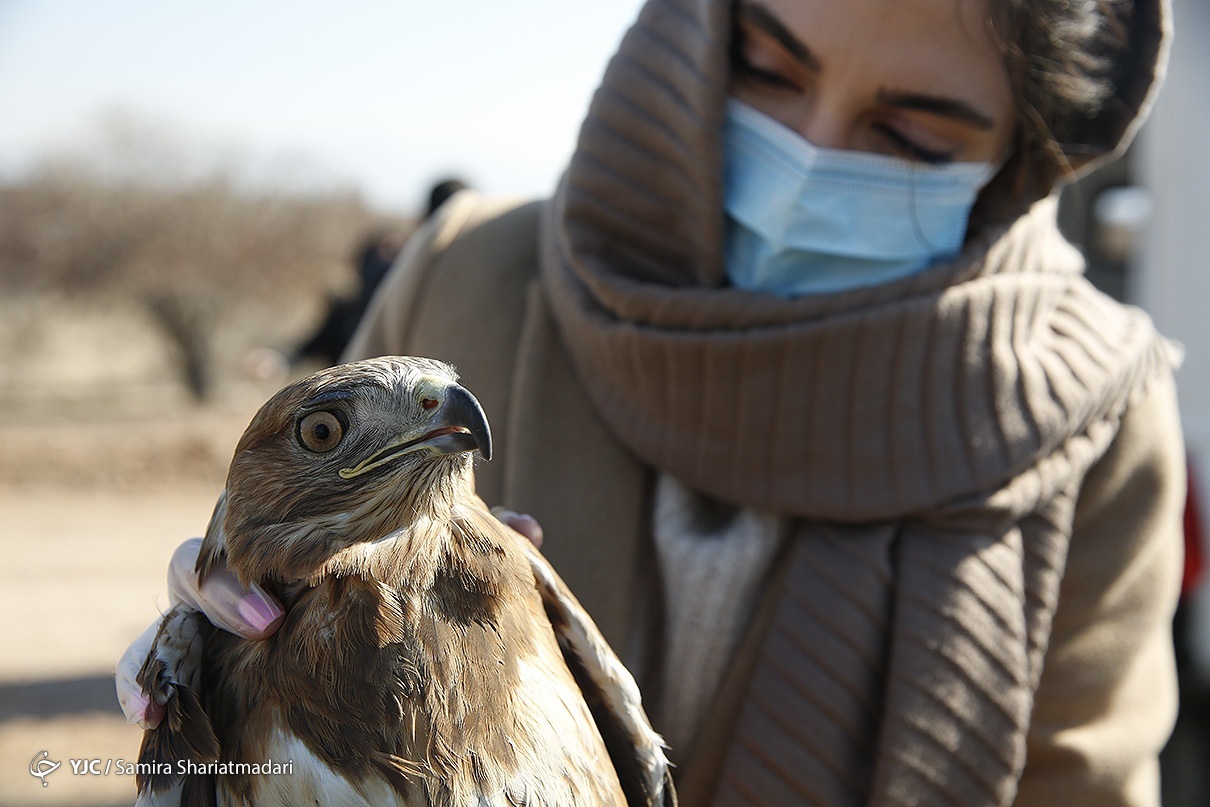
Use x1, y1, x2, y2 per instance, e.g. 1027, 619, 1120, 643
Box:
298, 411, 345, 453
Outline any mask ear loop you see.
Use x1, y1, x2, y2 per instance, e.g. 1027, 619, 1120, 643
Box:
906, 165, 938, 252
906, 147, 1014, 254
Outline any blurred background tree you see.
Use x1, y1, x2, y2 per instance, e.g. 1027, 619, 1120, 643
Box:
0, 111, 411, 402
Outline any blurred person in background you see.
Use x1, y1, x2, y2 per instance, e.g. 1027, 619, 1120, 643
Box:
122, 0, 1185, 804
292, 177, 468, 366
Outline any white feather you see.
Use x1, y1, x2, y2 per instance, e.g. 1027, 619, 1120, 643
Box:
228, 728, 415, 807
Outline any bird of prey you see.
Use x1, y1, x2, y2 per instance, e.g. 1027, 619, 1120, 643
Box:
134, 356, 672, 807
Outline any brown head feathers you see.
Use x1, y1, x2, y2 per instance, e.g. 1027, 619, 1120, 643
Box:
198, 356, 490, 589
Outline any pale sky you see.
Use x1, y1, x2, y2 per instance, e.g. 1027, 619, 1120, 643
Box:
0, 0, 648, 213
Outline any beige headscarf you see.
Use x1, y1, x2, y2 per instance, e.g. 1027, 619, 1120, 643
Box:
541, 0, 1172, 520
538, 0, 1175, 802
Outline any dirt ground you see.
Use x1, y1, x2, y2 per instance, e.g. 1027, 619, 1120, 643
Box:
0, 298, 293, 806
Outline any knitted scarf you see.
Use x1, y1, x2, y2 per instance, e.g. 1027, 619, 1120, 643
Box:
538, 0, 1173, 803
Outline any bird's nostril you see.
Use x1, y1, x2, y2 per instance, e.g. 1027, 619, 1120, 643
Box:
421, 398, 439, 410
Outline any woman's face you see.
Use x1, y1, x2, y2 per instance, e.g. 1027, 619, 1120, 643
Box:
730, 0, 1015, 165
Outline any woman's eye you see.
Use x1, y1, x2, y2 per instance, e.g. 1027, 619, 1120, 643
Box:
730, 39, 800, 91
873, 124, 959, 165
298, 410, 345, 453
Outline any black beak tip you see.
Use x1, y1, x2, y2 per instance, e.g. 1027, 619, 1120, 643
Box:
447, 384, 492, 462
472, 417, 492, 462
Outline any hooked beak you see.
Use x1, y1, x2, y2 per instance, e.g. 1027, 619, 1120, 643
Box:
339, 383, 492, 479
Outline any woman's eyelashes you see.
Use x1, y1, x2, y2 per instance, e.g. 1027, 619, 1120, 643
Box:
731, 26, 967, 166
731, 48, 800, 91
872, 124, 959, 165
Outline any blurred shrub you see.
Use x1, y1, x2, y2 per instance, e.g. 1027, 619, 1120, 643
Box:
0, 164, 409, 399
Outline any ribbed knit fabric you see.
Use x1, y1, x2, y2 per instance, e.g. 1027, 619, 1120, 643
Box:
653, 474, 784, 754
535, 0, 1174, 803
711, 522, 896, 805
545, 199, 1172, 520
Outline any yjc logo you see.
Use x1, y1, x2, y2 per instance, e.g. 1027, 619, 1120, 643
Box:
29, 750, 60, 787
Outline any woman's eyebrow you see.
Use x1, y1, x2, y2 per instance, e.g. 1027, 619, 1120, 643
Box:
735, 1, 821, 71
876, 88, 998, 130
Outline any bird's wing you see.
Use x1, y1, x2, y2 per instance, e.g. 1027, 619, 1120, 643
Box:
519, 535, 675, 807
134, 605, 220, 807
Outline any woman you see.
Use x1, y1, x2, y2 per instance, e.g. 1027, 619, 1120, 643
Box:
121, 0, 1183, 803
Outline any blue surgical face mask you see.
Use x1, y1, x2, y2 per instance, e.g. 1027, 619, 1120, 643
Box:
722, 99, 999, 296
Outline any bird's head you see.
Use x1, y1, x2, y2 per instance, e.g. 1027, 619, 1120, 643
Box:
203, 356, 491, 587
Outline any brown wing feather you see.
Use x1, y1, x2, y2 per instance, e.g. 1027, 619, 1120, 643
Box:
134, 607, 220, 805
463, 502, 675, 806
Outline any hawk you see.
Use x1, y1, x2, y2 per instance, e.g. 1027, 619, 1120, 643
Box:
134, 356, 672, 806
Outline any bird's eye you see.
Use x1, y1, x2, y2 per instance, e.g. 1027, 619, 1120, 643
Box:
298, 411, 345, 453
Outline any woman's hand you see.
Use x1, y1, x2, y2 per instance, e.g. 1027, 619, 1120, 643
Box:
164, 539, 285, 640
492, 507, 545, 548
116, 512, 543, 728
115, 620, 168, 729
115, 539, 285, 729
